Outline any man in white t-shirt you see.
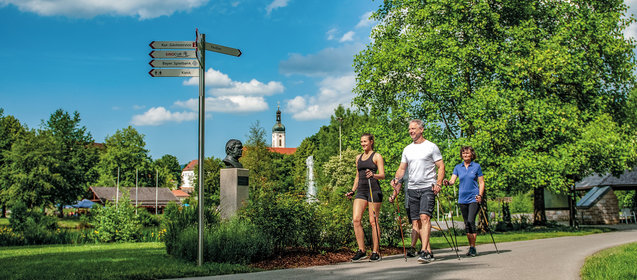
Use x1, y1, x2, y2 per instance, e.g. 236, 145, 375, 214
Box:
390, 119, 445, 264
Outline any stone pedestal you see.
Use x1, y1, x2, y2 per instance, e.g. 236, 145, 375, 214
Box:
220, 168, 249, 220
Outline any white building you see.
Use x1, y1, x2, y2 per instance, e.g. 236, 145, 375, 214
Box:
272, 106, 286, 148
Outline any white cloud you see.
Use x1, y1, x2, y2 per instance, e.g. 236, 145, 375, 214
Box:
174, 96, 268, 113
624, 0, 637, 40
0, 0, 208, 19
285, 74, 356, 121
266, 0, 289, 15
279, 44, 361, 77
184, 67, 284, 96
339, 31, 355, 42
131, 107, 197, 126
326, 28, 338, 40
355, 11, 374, 28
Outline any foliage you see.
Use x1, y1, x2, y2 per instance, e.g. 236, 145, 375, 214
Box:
8, 201, 59, 244
192, 156, 224, 206
136, 209, 161, 227
169, 219, 273, 264
95, 126, 153, 187
89, 192, 141, 242
511, 192, 534, 214
615, 190, 636, 209
240, 185, 320, 251
581, 242, 637, 280
0, 242, 257, 280
43, 109, 100, 216
153, 154, 183, 189
0, 109, 26, 216
353, 0, 637, 224
162, 201, 219, 256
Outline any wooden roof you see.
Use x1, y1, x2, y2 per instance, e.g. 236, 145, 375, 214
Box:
89, 186, 180, 207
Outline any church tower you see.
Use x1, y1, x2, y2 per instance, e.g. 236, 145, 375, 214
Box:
272, 105, 286, 148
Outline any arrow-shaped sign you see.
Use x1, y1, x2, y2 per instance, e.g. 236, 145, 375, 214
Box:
204, 42, 242, 57
149, 59, 199, 68
149, 41, 196, 49
149, 50, 197, 59
149, 69, 199, 77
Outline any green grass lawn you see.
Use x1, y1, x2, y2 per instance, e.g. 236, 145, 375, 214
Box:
580, 242, 637, 280
0, 217, 8, 226
0, 242, 258, 280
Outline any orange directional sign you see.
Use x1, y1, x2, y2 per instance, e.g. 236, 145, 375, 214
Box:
149, 69, 199, 77
149, 59, 199, 68
149, 41, 196, 49
149, 50, 197, 59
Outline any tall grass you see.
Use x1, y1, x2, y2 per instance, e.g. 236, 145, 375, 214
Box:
581, 242, 637, 280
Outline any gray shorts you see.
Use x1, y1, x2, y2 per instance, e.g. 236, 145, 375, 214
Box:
408, 188, 435, 220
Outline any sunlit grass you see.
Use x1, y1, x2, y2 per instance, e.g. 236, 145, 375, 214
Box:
581, 242, 637, 280
0, 242, 258, 280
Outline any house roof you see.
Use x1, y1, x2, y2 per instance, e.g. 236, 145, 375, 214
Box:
575, 168, 637, 191
171, 189, 190, 198
269, 147, 296, 155
183, 160, 198, 172
89, 186, 180, 207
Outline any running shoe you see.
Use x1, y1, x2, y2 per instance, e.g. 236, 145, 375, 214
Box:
407, 247, 417, 257
469, 247, 477, 257
370, 252, 381, 262
351, 250, 368, 262
428, 251, 435, 261
417, 250, 430, 264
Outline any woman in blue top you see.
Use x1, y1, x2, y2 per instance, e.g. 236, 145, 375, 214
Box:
443, 146, 484, 257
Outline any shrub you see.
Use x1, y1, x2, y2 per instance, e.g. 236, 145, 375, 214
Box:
9, 201, 58, 245
168, 219, 273, 264
136, 209, 161, 227
510, 192, 533, 213
241, 187, 318, 251
162, 201, 219, 256
90, 193, 141, 242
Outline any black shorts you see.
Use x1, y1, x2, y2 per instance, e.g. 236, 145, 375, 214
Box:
407, 188, 435, 220
355, 188, 383, 202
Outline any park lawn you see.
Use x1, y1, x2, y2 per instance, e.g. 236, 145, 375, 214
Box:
0, 242, 258, 280
1, 217, 82, 229
580, 242, 637, 280
0, 218, 8, 226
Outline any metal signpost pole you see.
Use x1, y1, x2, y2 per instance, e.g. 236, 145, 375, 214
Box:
197, 31, 206, 267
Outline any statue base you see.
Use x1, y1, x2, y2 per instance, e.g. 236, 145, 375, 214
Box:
220, 168, 249, 220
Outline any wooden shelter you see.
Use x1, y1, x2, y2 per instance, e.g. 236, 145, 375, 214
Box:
89, 186, 181, 213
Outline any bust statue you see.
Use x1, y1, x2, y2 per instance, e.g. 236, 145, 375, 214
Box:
223, 139, 243, 168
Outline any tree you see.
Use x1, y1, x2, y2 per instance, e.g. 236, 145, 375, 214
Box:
192, 156, 224, 206
43, 109, 99, 217
153, 154, 182, 189
0, 109, 26, 217
240, 121, 273, 193
96, 126, 153, 188
354, 0, 637, 224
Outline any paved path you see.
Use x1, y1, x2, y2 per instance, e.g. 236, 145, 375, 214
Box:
172, 225, 637, 280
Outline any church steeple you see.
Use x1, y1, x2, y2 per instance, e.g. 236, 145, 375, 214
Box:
272, 104, 286, 148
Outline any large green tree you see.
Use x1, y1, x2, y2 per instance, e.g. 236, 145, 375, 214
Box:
96, 126, 153, 187
43, 109, 99, 216
354, 0, 637, 224
153, 154, 182, 189
0, 109, 26, 215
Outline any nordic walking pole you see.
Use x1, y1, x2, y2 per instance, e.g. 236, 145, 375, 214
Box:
437, 193, 459, 252
390, 196, 407, 261
479, 203, 499, 254
432, 207, 460, 260
367, 170, 382, 255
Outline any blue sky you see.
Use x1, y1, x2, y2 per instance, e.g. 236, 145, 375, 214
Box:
0, 0, 381, 164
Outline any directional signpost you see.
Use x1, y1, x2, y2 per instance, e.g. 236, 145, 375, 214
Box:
148, 30, 241, 267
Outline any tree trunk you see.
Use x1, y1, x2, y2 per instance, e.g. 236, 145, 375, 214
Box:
1, 204, 5, 218
533, 187, 546, 226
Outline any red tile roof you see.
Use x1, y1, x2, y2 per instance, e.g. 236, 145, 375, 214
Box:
172, 189, 190, 197
183, 160, 198, 171
269, 147, 296, 155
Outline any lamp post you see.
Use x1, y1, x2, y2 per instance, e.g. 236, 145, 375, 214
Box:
337, 117, 343, 160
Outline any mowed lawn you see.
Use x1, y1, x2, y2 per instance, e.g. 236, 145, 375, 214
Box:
581, 241, 637, 280
0, 242, 257, 280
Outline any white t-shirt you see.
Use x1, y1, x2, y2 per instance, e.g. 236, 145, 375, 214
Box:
401, 140, 442, 190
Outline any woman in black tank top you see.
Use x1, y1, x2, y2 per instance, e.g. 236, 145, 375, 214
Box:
345, 133, 386, 262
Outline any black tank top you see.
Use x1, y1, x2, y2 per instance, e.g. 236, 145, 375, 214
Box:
357, 152, 380, 191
